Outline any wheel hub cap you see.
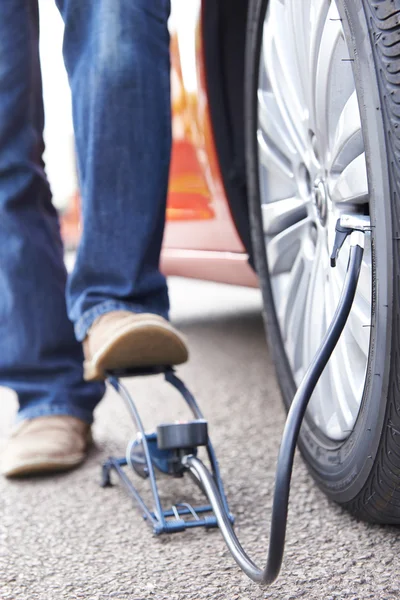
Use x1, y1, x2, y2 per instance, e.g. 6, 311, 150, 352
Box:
314, 179, 328, 226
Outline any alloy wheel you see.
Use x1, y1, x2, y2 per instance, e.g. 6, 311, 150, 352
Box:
257, 0, 372, 441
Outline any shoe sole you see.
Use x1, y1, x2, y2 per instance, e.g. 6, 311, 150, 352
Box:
2, 454, 85, 478
84, 320, 188, 381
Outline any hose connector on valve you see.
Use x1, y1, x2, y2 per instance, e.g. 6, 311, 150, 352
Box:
331, 214, 371, 267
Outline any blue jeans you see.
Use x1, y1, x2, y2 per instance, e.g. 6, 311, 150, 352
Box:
0, 0, 171, 423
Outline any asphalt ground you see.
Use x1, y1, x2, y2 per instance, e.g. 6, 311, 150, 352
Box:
0, 277, 398, 600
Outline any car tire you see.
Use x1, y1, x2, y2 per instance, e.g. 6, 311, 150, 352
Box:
245, 0, 400, 523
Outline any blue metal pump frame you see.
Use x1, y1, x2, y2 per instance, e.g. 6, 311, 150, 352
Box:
101, 367, 234, 535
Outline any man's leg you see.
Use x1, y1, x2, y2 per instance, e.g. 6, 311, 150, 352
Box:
55, 0, 188, 379
0, 2, 104, 476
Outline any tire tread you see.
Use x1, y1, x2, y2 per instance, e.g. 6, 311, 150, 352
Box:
344, 0, 400, 523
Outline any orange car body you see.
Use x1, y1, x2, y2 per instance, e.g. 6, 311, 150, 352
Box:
61, 2, 257, 288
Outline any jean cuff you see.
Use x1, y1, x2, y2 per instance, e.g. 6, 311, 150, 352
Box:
16, 403, 95, 425
74, 300, 169, 342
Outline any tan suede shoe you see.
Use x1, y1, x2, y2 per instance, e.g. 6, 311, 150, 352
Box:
83, 311, 189, 381
0, 416, 91, 478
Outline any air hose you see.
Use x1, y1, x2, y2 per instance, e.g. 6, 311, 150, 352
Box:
183, 225, 368, 585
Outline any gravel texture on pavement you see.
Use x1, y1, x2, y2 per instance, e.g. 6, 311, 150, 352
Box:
0, 278, 398, 600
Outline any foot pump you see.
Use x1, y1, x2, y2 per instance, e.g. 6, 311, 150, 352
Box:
101, 214, 370, 585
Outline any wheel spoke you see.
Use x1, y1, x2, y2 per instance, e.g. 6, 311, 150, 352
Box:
333, 246, 372, 354
326, 269, 369, 435
257, 129, 294, 181
258, 89, 297, 162
302, 240, 337, 427
336, 240, 372, 305
314, 4, 343, 156
329, 91, 363, 172
308, 0, 331, 131
308, 245, 361, 436
325, 347, 361, 435
267, 217, 312, 275
330, 153, 368, 204
262, 23, 308, 163
302, 238, 329, 367
262, 197, 307, 236
313, 368, 350, 438
283, 243, 315, 373
288, 1, 314, 115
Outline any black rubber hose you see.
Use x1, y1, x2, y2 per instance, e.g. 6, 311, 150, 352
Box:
184, 241, 364, 585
